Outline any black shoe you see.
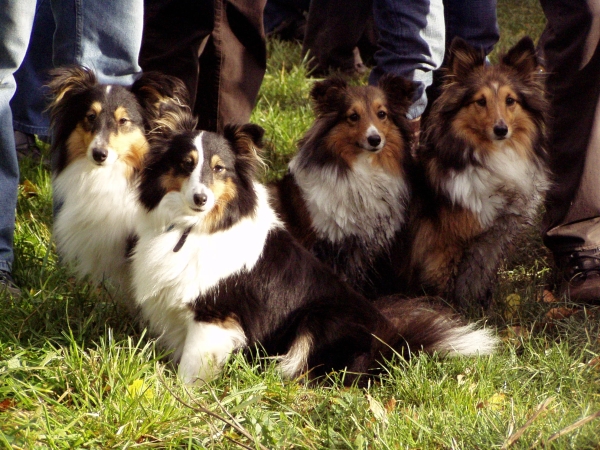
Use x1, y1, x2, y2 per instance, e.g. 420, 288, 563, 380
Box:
0, 270, 21, 298
555, 247, 600, 303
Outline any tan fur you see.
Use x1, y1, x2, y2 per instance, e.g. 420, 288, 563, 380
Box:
323, 88, 405, 176
203, 155, 238, 233
411, 208, 483, 292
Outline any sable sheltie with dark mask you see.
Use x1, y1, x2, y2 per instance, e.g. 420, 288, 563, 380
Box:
400, 37, 551, 311
270, 75, 415, 297
49, 66, 189, 291
131, 110, 498, 386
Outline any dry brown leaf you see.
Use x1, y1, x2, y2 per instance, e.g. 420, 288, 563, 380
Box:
21, 179, 39, 197
0, 398, 16, 412
545, 307, 578, 320
542, 289, 558, 303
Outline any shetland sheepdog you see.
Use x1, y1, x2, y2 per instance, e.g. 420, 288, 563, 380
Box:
49, 66, 189, 291
401, 36, 550, 311
131, 110, 498, 386
270, 75, 414, 297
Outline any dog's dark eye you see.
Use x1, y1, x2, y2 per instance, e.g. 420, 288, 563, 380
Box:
348, 113, 360, 122
506, 97, 516, 106
86, 113, 97, 122
213, 164, 225, 174
377, 110, 387, 120
475, 98, 487, 107
118, 117, 130, 126
181, 157, 195, 172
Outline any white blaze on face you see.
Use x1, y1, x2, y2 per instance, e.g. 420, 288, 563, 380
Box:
182, 132, 215, 212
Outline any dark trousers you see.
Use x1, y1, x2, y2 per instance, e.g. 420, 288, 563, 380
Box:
541, 0, 600, 255
139, 0, 267, 132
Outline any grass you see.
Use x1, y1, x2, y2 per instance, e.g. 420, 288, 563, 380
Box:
2, 2, 600, 448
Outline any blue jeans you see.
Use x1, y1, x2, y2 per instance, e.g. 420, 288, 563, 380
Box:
370, 0, 498, 119
0, 0, 143, 275
11, 0, 53, 139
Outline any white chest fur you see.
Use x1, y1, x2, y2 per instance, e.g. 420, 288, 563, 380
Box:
440, 146, 549, 228
290, 152, 409, 244
131, 183, 280, 354
52, 159, 140, 285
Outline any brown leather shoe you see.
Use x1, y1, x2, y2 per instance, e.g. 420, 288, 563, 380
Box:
555, 247, 600, 303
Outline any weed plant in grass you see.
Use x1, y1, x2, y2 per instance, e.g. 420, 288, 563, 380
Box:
2, 2, 600, 448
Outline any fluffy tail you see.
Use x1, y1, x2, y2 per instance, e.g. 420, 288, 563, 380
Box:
374, 296, 499, 358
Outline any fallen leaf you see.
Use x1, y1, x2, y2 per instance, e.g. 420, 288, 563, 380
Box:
546, 307, 578, 320
0, 398, 16, 412
21, 179, 39, 197
504, 293, 521, 319
477, 393, 507, 411
384, 397, 397, 414
127, 379, 154, 400
366, 393, 388, 424
542, 289, 558, 303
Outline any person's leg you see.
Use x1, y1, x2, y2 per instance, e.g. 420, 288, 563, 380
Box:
51, 0, 143, 85
201, 0, 267, 132
0, 0, 36, 294
443, 0, 498, 54
369, 0, 445, 120
139, 0, 214, 112
11, 0, 54, 143
541, 0, 600, 301
301, 0, 372, 76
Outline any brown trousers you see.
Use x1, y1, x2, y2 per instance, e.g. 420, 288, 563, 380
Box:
541, 0, 600, 255
139, 0, 267, 132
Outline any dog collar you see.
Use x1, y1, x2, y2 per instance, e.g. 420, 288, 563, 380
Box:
166, 224, 193, 252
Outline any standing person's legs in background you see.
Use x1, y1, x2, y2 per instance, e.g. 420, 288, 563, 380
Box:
140, 0, 267, 132
301, 0, 374, 76
424, 0, 499, 110
369, 0, 445, 122
541, 0, 600, 302
0, 0, 37, 296
443, 0, 498, 54
11, 0, 54, 154
51, 0, 144, 85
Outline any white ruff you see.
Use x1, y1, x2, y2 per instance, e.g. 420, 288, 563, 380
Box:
440, 144, 550, 228
131, 183, 281, 357
289, 152, 409, 244
52, 158, 140, 286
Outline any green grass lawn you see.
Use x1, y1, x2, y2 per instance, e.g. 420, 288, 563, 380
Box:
2, 2, 600, 448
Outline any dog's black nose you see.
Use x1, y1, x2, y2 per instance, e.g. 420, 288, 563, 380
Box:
493, 124, 508, 138
193, 192, 207, 207
92, 148, 108, 163
367, 134, 381, 148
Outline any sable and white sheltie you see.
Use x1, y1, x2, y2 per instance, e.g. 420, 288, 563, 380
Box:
49, 66, 189, 291
270, 75, 415, 297
402, 36, 551, 310
131, 110, 497, 386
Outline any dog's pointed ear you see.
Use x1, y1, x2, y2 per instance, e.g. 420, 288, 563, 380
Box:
378, 74, 416, 115
310, 77, 348, 115
502, 36, 538, 77
48, 66, 98, 106
131, 71, 192, 130
447, 37, 486, 79
223, 123, 265, 158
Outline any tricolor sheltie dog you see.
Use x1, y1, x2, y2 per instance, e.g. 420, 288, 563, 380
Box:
270, 75, 414, 297
131, 110, 498, 386
402, 36, 550, 311
49, 66, 189, 291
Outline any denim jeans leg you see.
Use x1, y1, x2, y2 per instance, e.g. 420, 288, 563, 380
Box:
51, 0, 143, 86
0, 0, 36, 274
443, 0, 499, 54
370, 0, 445, 119
11, 0, 54, 139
